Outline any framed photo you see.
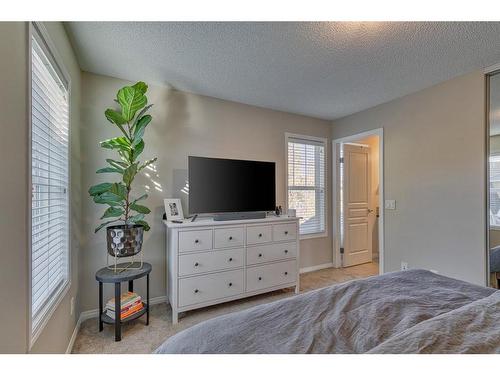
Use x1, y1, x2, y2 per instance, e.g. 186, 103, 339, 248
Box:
164, 198, 184, 221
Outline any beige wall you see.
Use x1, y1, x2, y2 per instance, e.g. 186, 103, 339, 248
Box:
0, 22, 81, 353
0, 22, 29, 353
332, 71, 487, 285
80, 72, 332, 312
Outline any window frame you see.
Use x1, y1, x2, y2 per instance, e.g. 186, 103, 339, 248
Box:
28, 21, 72, 348
285, 132, 328, 239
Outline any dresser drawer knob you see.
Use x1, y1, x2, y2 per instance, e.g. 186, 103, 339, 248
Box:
284, 249, 288, 254
284, 272, 288, 275
229, 236, 233, 240
194, 289, 199, 293
258, 277, 262, 281
195, 239, 199, 244
258, 253, 263, 257
228, 282, 233, 287
258, 233, 262, 238
228, 257, 233, 262
284, 231, 288, 235
194, 262, 199, 267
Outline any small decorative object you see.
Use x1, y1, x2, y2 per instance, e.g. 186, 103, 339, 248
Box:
275, 206, 280, 216
288, 208, 296, 217
164, 198, 184, 221
88, 81, 156, 272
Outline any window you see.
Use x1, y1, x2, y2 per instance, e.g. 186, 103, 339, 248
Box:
30, 23, 70, 340
490, 154, 500, 227
286, 134, 326, 236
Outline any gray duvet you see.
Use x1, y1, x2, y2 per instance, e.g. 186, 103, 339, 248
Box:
155, 270, 498, 354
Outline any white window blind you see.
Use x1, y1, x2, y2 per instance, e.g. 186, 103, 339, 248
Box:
287, 136, 326, 236
490, 154, 500, 227
30, 25, 70, 335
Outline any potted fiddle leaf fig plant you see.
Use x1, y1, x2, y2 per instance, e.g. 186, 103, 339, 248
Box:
88, 81, 157, 259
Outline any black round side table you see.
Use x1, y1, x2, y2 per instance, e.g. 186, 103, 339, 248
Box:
95, 262, 151, 342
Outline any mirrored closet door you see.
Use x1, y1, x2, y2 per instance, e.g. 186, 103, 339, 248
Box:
488, 72, 500, 288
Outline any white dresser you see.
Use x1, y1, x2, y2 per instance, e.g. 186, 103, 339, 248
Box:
164, 216, 300, 323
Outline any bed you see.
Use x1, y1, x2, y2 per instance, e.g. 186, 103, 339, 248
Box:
154, 270, 500, 354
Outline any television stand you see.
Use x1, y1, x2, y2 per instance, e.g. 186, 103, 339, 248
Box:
213, 212, 266, 221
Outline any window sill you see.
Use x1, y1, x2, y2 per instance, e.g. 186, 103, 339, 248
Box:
491, 225, 500, 232
300, 231, 328, 240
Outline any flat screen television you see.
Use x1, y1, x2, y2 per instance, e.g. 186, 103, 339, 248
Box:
188, 156, 276, 217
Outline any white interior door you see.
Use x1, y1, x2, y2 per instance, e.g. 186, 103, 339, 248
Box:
342, 144, 372, 267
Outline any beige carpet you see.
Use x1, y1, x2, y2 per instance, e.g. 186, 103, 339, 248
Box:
72, 262, 378, 354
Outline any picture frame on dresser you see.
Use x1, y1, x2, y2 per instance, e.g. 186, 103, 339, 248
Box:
164, 216, 300, 324
164, 198, 184, 221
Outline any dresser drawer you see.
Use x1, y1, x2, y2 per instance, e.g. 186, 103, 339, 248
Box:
214, 227, 245, 248
178, 269, 244, 307
246, 225, 272, 245
179, 230, 212, 253
273, 223, 297, 242
246, 260, 297, 292
179, 248, 245, 276
247, 242, 297, 265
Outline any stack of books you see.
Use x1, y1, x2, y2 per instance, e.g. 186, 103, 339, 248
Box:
106, 291, 143, 320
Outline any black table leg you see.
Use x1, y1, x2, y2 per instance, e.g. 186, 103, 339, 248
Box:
146, 273, 150, 326
128, 280, 133, 292
98, 281, 103, 332
115, 282, 121, 342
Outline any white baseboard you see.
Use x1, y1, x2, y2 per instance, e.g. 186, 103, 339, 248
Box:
65, 314, 83, 354
299, 262, 334, 274
66, 295, 169, 354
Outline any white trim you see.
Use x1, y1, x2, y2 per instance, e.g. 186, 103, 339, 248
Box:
65, 314, 83, 354
284, 132, 328, 239
332, 128, 385, 274
28, 21, 72, 350
484, 63, 500, 74
299, 262, 334, 274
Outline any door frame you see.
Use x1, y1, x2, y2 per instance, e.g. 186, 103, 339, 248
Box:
332, 128, 384, 274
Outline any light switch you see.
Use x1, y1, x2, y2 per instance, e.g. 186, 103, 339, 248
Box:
385, 200, 396, 210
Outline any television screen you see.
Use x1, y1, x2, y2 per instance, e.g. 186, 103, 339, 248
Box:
188, 156, 276, 214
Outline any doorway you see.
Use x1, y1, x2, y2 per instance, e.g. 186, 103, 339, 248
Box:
332, 129, 384, 275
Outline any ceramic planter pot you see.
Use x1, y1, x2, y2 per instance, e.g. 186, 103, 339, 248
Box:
106, 224, 144, 257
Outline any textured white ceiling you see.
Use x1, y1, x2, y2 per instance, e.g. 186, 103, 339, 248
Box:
66, 22, 500, 120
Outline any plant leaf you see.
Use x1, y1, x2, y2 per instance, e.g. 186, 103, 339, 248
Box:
93, 192, 123, 205
100, 137, 131, 152
101, 206, 124, 219
132, 193, 148, 203
106, 159, 128, 171
104, 109, 126, 125
96, 167, 123, 174
117, 82, 148, 122
131, 140, 144, 161
95, 220, 121, 233
128, 213, 145, 224
132, 115, 152, 147
123, 164, 138, 186
135, 220, 150, 231
89, 182, 112, 196
139, 157, 157, 172
130, 203, 151, 214
132, 104, 153, 128
109, 183, 127, 200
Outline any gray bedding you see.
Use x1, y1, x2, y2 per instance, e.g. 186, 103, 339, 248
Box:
155, 270, 497, 354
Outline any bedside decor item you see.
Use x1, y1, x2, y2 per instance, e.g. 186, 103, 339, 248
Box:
88, 82, 156, 270
164, 198, 184, 221
96, 262, 151, 342
288, 208, 296, 217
